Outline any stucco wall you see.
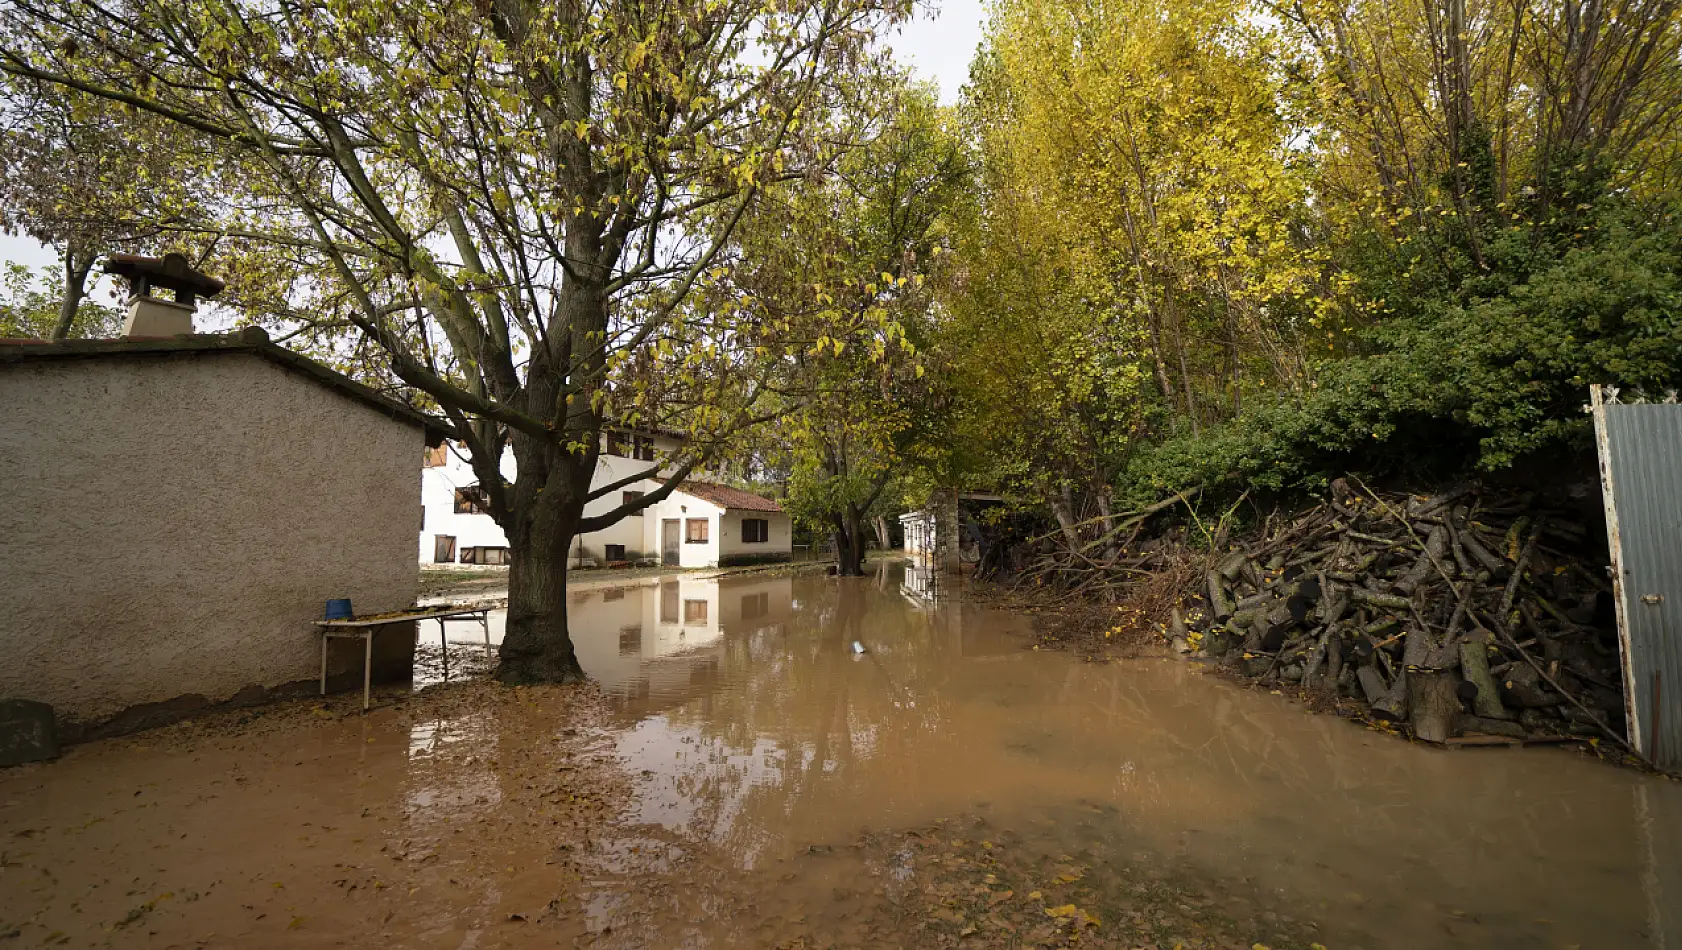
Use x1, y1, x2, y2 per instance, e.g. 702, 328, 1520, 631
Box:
0, 353, 423, 724
645, 495, 724, 567
717, 511, 793, 562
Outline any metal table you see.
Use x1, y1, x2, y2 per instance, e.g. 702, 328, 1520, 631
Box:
316, 606, 492, 710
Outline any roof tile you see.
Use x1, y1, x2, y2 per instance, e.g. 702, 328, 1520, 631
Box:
680, 480, 784, 512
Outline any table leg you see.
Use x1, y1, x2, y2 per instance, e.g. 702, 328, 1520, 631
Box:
439, 618, 449, 680
362, 632, 372, 713
320, 634, 328, 696
481, 612, 491, 649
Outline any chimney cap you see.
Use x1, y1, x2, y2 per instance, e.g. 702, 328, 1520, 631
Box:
103, 252, 225, 304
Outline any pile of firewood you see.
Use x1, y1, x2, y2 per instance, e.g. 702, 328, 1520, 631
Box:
1172, 479, 1627, 747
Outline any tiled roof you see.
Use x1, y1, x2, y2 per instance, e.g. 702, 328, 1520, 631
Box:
0, 327, 449, 446
680, 480, 784, 512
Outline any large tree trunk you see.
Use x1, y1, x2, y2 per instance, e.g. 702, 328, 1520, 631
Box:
499, 533, 585, 684
493, 260, 605, 684
498, 478, 587, 683
833, 505, 867, 577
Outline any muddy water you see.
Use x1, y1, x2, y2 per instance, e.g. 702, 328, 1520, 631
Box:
6, 563, 1682, 949
522, 566, 1682, 948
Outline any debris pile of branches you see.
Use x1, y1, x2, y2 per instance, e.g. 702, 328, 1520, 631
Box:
1175, 479, 1626, 747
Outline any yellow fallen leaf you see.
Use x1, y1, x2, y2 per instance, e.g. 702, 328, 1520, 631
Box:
1046, 904, 1078, 918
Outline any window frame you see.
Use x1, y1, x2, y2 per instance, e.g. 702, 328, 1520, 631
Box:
685, 518, 710, 544
742, 517, 769, 543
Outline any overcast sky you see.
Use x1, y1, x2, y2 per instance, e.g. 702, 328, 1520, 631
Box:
888, 0, 988, 104
1, 1, 988, 274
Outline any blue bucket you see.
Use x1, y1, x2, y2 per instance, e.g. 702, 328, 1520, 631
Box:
325, 598, 354, 621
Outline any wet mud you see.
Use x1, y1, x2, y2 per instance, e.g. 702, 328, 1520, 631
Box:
4, 563, 1681, 948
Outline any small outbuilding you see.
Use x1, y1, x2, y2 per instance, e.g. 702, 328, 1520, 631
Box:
0, 324, 445, 741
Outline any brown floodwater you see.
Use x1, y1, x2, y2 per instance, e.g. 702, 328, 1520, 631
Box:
5, 562, 1682, 948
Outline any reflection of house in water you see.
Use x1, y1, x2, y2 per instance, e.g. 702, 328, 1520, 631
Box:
566, 575, 795, 709
900, 560, 942, 604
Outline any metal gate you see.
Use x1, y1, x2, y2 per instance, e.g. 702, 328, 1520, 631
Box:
1592, 385, 1682, 771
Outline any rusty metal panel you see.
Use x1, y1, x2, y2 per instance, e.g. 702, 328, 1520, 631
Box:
1593, 386, 1682, 771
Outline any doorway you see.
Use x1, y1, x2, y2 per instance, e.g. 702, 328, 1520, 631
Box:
661, 519, 681, 566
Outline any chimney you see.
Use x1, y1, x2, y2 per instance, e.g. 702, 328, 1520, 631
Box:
102, 252, 226, 338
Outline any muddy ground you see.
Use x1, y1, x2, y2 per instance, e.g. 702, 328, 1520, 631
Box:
6, 565, 1680, 948
0, 679, 1313, 949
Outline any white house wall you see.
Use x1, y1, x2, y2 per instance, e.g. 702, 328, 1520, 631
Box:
644, 495, 725, 568
420, 437, 686, 566
718, 510, 793, 562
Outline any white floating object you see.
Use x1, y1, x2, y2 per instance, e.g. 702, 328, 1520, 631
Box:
851, 641, 867, 655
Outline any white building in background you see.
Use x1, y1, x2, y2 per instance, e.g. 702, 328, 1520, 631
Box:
419, 432, 792, 569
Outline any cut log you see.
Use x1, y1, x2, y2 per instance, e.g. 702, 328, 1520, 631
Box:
1394, 525, 1448, 595
1498, 662, 1560, 708
1373, 673, 1410, 722
1456, 527, 1508, 579
1461, 716, 1527, 739
1409, 671, 1461, 743
1207, 570, 1233, 622
1402, 624, 1433, 670
1409, 485, 1471, 518
1459, 635, 1510, 719
1352, 587, 1412, 610
1302, 624, 1335, 690
1317, 580, 1349, 625
1217, 551, 1248, 581
1169, 607, 1191, 653
1357, 665, 1389, 706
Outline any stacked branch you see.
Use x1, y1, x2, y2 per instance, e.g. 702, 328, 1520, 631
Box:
1006, 478, 1628, 747
1182, 480, 1626, 746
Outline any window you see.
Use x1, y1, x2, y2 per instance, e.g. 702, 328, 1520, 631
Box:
633, 435, 655, 461
605, 544, 626, 562
618, 625, 642, 654
454, 486, 489, 515
684, 599, 709, 623
460, 546, 508, 565
622, 489, 645, 510
603, 587, 626, 602
424, 444, 449, 467
741, 592, 769, 620
604, 430, 627, 457
685, 518, 709, 543
742, 518, 769, 543
433, 535, 456, 564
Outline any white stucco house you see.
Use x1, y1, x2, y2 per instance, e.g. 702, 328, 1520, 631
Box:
420, 440, 792, 569
0, 324, 446, 739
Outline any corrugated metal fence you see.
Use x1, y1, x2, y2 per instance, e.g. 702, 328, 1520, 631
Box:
1592, 385, 1682, 771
